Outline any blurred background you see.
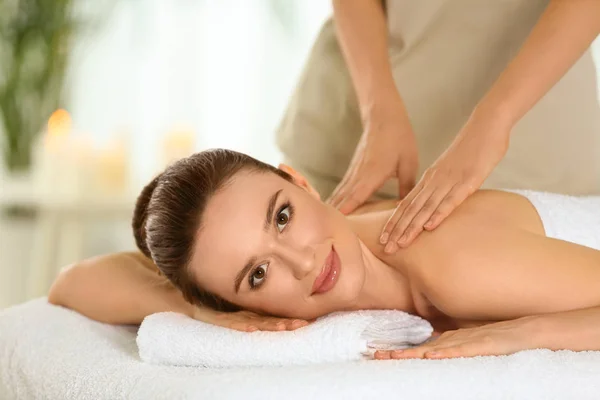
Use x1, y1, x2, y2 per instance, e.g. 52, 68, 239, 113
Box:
0, 0, 331, 308
1, 1, 600, 310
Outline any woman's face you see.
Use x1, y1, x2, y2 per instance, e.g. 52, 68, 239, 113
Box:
190, 166, 367, 319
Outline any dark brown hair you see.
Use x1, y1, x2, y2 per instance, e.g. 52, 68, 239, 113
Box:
132, 148, 292, 312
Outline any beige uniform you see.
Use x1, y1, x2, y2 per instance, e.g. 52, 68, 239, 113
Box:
277, 0, 600, 199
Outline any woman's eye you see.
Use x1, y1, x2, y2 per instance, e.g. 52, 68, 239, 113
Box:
276, 206, 290, 232
249, 264, 268, 289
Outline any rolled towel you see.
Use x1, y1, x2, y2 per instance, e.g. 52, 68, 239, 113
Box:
137, 310, 433, 368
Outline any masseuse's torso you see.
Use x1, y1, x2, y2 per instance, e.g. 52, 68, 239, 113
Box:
352, 190, 546, 332
277, 0, 600, 197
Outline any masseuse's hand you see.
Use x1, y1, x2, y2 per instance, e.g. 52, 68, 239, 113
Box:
327, 97, 418, 215
197, 308, 311, 332
380, 115, 510, 251
374, 317, 538, 360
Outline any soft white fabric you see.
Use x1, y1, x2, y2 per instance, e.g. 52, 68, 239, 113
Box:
137, 310, 433, 367
2, 299, 600, 400
510, 190, 600, 250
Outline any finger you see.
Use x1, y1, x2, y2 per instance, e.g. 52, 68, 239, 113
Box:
380, 183, 423, 245
327, 163, 360, 207
390, 345, 431, 359
288, 319, 308, 330
275, 321, 287, 331
327, 180, 350, 208
396, 185, 453, 247
384, 186, 434, 253
423, 186, 471, 231
252, 320, 284, 331
337, 178, 383, 215
424, 344, 471, 359
374, 351, 392, 360
229, 322, 255, 332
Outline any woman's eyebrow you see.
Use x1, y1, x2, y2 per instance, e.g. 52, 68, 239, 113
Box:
234, 189, 283, 293
263, 189, 283, 231
235, 256, 256, 293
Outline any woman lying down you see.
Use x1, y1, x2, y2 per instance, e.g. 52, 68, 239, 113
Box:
49, 149, 600, 360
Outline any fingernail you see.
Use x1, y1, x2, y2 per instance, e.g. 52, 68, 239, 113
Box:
384, 242, 397, 253
380, 232, 389, 244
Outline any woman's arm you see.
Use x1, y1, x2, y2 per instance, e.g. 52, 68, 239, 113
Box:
48, 252, 310, 331
381, 0, 600, 248
331, 0, 401, 120
537, 305, 600, 351
48, 252, 199, 325
474, 0, 600, 129
327, 0, 419, 211
375, 305, 600, 359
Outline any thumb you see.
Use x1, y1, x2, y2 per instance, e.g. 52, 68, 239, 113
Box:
338, 175, 386, 215
327, 168, 357, 207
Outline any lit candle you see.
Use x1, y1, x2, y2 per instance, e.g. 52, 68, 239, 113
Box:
34, 109, 73, 203
162, 126, 195, 167
94, 136, 129, 197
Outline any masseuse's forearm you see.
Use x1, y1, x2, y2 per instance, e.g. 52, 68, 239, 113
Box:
533, 306, 600, 351
474, 0, 600, 129
48, 252, 206, 325
332, 0, 406, 119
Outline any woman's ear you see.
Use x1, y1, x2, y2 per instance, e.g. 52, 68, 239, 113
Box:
278, 164, 321, 201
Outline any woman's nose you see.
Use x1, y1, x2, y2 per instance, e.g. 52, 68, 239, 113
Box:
276, 245, 315, 279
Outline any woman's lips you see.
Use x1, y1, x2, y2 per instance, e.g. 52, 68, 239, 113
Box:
311, 245, 341, 295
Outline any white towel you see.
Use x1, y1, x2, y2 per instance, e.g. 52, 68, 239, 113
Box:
137, 310, 433, 368
508, 190, 600, 251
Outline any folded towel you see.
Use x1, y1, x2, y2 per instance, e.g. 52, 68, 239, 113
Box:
137, 310, 433, 367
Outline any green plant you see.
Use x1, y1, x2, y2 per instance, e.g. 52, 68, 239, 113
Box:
0, 0, 76, 172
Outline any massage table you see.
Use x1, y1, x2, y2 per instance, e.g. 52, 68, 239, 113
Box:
1, 299, 599, 399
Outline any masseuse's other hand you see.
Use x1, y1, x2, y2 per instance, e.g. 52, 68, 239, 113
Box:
380, 115, 510, 251
198, 308, 311, 332
374, 317, 538, 360
327, 98, 418, 215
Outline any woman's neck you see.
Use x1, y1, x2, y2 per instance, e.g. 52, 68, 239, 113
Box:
344, 210, 417, 314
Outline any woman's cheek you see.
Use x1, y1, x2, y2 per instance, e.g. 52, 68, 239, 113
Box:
300, 205, 334, 240
256, 279, 301, 314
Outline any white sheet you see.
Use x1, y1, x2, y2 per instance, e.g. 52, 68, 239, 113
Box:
2, 299, 600, 400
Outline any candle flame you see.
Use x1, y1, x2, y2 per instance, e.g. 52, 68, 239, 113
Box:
47, 109, 72, 139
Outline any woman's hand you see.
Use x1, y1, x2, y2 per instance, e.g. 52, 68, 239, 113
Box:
195, 307, 311, 332
374, 317, 539, 360
327, 98, 419, 215
380, 114, 510, 251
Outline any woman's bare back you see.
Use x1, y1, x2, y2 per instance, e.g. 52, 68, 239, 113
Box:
353, 190, 600, 330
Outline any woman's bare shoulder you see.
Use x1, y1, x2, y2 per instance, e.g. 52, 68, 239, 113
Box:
445, 189, 544, 234
401, 190, 600, 320
125, 251, 160, 271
